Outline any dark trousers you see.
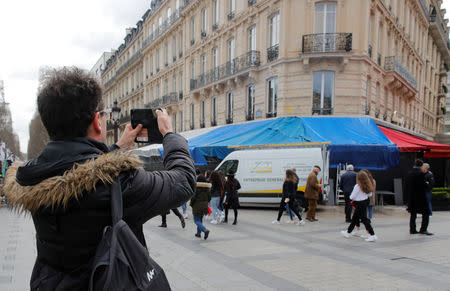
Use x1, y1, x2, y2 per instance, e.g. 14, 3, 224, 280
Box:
161, 208, 183, 224
277, 200, 302, 221
347, 200, 374, 235
410, 211, 429, 232
224, 205, 238, 222
344, 192, 352, 221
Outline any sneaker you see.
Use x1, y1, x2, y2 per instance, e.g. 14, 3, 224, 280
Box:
341, 230, 350, 238
180, 218, 186, 229
194, 233, 201, 238
365, 235, 377, 242
296, 220, 306, 226
272, 220, 281, 225
204, 230, 210, 240
210, 220, 218, 224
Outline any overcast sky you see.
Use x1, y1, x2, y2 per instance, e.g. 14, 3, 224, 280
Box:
0, 1, 450, 155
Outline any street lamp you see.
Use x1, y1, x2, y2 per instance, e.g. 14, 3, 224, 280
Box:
112, 100, 121, 143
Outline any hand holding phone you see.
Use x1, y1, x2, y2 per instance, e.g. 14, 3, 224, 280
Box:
130, 109, 165, 144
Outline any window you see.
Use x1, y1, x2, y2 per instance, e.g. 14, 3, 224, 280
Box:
179, 110, 183, 132
164, 79, 169, 95
190, 103, 195, 129
201, 8, 207, 34
179, 71, 183, 93
212, 96, 218, 125
201, 100, 206, 127
247, 84, 255, 120
213, 0, 219, 26
176, 0, 180, 10
229, 0, 235, 14
158, 16, 163, 29
314, 3, 336, 52
217, 159, 239, 175
173, 112, 177, 133
248, 25, 256, 51
172, 36, 177, 60
226, 91, 233, 123
191, 60, 195, 79
165, 42, 169, 66
269, 13, 280, 47
179, 30, 183, 56
213, 47, 218, 80
201, 54, 206, 75
156, 49, 160, 70
227, 38, 235, 73
190, 17, 195, 44
167, 8, 171, 20
267, 77, 277, 117
173, 74, 177, 92
312, 71, 334, 115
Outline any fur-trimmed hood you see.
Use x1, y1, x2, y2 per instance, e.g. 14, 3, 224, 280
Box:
3, 150, 143, 213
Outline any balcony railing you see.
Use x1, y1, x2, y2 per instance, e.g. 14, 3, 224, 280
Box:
302, 33, 352, 53
430, 13, 449, 51
162, 92, 178, 106
312, 107, 333, 115
419, 0, 429, 18
384, 56, 418, 90
142, 9, 182, 50
190, 50, 261, 90
104, 49, 141, 88
267, 44, 279, 62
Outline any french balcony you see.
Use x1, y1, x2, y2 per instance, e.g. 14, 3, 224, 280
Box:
302, 33, 352, 53
312, 107, 333, 115
162, 92, 179, 106
146, 98, 162, 109
142, 8, 182, 51
430, 13, 450, 62
190, 50, 261, 91
384, 56, 418, 97
267, 44, 279, 62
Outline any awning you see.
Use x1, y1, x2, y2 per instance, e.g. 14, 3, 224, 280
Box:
378, 126, 450, 158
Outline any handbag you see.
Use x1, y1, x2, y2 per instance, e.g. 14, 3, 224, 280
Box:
89, 179, 171, 291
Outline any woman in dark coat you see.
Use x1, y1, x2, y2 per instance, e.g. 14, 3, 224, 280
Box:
272, 169, 305, 225
223, 171, 241, 225
190, 180, 212, 239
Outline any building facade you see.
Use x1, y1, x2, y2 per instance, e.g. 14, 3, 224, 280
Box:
100, 0, 450, 145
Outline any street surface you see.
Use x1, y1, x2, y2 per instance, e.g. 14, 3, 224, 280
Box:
1, 206, 450, 290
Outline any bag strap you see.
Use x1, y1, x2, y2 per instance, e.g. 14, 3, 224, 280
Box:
111, 178, 123, 225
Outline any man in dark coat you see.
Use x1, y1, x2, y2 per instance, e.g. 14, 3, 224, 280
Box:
405, 159, 433, 235
339, 164, 357, 223
3, 67, 196, 290
422, 163, 434, 216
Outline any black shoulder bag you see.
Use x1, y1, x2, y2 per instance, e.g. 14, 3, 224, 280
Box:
89, 179, 171, 291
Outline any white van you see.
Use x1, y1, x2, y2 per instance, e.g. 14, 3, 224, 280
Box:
215, 145, 330, 204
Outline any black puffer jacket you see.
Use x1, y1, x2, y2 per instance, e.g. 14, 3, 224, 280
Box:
3, 133, 196, 290
405, 167, 428, 215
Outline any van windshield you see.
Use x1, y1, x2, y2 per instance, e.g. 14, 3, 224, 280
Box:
217, 159, 239, 175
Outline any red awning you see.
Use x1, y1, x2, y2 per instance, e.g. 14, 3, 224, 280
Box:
378, 126, 450, 158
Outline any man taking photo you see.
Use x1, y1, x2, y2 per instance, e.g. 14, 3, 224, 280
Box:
3, 67, 196, 290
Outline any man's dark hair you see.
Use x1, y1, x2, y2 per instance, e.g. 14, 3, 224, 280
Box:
415, 159, 424, 167
37, 67, 103, 140
314, 165, 321, 171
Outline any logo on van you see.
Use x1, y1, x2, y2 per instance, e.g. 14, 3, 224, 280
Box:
251, 161, 272, 174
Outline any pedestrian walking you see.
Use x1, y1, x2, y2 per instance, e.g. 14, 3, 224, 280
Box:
341, 170, 377, 242
159, 208, 186, 228
209, 171, 224, 224
2, 67, 196, 290
223, 171, 241, 225
422, 163, 434, 216
191, 178, 212, 239
365, 170, 376, 220
339, 164, 357, 223
406, 159, 433, 235
272, 169, 305, 225
304, 166, 321, 222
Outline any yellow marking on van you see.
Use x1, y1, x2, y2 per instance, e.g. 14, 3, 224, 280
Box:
256, 170, 272, 173
228, 142, 331, 149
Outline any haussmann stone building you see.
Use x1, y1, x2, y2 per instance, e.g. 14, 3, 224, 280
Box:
99, 0, 450, 146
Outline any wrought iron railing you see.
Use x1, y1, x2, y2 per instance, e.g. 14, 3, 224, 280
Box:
142, 9, 182, 51
302, 33, 352, 53
430, 13, 449, 46
419, 0, 429, 18
190, 50, 261, 90
267, 44, 279, 62
384, 56, 418, 90
162, 92, 178, 106
312, 107, 333, 115
104, 50, 141, 88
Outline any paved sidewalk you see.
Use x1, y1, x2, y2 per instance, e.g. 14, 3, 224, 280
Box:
1, 206, 450, 290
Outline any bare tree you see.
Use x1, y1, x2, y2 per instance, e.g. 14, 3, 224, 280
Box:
27, 112, 49, 159
0, 100, 22, 160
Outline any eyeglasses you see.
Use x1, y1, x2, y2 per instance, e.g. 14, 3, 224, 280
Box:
96, 108, 112, 120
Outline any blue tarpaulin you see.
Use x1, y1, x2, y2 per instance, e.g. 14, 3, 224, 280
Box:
160, 117, 399, 170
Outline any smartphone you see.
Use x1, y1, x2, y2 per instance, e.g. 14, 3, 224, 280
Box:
130, 109, 164, 144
